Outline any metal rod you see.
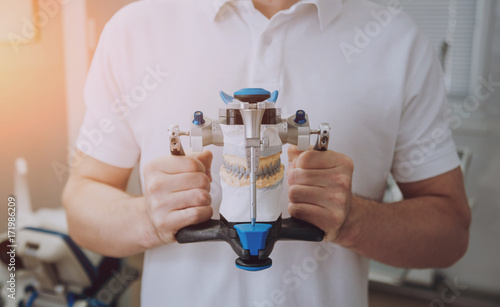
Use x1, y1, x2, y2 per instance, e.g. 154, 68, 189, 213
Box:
250, 146, 256, 226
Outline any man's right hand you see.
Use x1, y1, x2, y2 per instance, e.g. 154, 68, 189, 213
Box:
143, 150, 213, 245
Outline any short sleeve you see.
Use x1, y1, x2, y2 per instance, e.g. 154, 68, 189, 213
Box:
75, 21, 140, 168
391, 35, 460, 183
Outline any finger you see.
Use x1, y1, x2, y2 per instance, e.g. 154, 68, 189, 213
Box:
288, 202, 331, 232
189, 150, 213, 182
288, 168, 334, 187
288, 184, 325, 206
287, 145, 314, 167
287, 145, 303, 167
151, 188, 211, 212
295, 150, 354, 171
288, 168, 353, 191
168, 206, 214, 235
146, 155, 206, 175
148, 172, 211, 194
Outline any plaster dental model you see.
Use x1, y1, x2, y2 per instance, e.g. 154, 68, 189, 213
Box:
219, 124, 284, 223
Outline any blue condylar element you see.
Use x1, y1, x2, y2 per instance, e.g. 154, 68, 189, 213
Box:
219, 91, 234, 104
219, 88, 279, 104
234, 223, 272, 256
267, 90, 279, 103
233, 88, 270, 97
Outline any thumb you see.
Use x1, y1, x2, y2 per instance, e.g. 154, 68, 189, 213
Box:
189, 150, 213, 182
287, 145, 303, 168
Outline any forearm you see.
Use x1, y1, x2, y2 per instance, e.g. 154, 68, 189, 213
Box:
336, 195, 470, 268
63, 177, 156, 258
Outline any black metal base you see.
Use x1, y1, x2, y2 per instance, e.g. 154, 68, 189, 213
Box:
175, 215, 324, 269
235, 257, 273, 271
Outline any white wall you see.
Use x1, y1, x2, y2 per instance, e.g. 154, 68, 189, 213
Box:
0, 0, 68, 224
442, 0, 500, 296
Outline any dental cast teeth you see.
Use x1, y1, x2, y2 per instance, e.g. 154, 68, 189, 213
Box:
223, 157, 281, 180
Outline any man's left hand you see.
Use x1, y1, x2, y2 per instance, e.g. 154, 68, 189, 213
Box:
287, 145, 354, 242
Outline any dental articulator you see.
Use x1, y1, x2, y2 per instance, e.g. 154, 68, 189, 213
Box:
169, 88, 331, 271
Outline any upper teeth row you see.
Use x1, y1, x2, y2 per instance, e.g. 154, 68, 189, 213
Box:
223, 158, 281, 178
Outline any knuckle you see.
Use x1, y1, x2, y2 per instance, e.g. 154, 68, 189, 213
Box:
287, 168, 298, 184
146, 176, 163, 194
147, 196, 166, 213
325, 192, 335, 204
184, 206, 211, 225
150, 212, 167, 230
338, 193, 348, 205
197, 173, 211, 190
187, 208, 202, 223
288, 203, 307, 219
288, 203, 300, 216
326, 172, 337, 184
325, 211, 339, 227
144, 156, 167, 174
193, 189, 211, 206
185, 157, 200, 172
328, 172, 351, 191
288, 185, 301, 202
323, 209, 335, 224
338, 174, 352, 190
331, 193, 348, 206
332, 209, 346, 224
342, 155, 354, 171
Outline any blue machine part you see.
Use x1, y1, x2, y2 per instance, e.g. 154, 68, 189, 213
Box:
234, 223, 272, 256
294, 109, 307, 124
24, 227, 98, 282
23, 286, 38, 307
235, 263, 272, 271
219, 91, 234, 104
233, 88, 270, 97
267, 90, 279, 103
220, 88, 279, 104
234, 223, 273, 271
192, 111, 205, 125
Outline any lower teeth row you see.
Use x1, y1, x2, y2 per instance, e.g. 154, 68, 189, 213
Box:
224, 159, 281, 180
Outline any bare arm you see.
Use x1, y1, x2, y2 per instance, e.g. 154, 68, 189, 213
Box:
287, 146, 471, 268
337, 168, 470, 268
62, 151, 213, 258
62, 155, 150, 257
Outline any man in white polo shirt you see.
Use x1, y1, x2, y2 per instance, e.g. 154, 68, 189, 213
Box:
62, 0, 471, 306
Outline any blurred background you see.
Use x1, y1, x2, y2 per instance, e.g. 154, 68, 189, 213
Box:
0, 0, 499, 306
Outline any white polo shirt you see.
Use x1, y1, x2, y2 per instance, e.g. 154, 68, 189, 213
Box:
77, 0, 460, 306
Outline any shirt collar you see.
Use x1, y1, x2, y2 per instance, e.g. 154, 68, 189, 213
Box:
209, 0, 343, 30
308, 0, 344, 30
210, 0, 233, 20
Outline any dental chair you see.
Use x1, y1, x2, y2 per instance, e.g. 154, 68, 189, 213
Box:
0, 158, 138, 307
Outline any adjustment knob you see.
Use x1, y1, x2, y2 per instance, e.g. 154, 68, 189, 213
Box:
294, 110, 307, 124
193, 111, 205, 125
